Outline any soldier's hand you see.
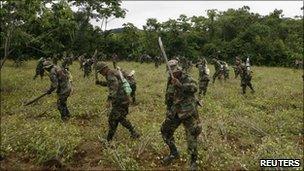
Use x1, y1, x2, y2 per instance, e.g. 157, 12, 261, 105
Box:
171, 77, 182, 87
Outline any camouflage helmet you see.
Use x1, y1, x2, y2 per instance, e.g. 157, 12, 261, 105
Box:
168, 59, 182, 73
43, 61, 53, 69
168, 59, 178, 67
96, 62, 108, 72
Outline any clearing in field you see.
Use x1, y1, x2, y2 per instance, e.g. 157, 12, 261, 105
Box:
0, 61, 303, 170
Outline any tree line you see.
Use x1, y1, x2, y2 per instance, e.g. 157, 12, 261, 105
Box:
1, 1, 303, 69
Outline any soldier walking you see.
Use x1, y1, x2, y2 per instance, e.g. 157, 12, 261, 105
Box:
33, 57, 46, 80
234, 56, 242, 78
240, 63, 255, 94
83, 58, 93, 78
95, 62, 140, 141
211, 58, 222, 83
43, 61, 72, 121
161, 59, 202, 170
196, 58, 210, 96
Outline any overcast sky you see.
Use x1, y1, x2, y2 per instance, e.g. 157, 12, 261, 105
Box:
91, 1, 303, 30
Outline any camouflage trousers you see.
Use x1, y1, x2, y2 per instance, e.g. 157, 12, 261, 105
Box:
161, 109, 202, 162
234, 68, 241, 79
107, 103, 137, 141
57, 92, 70, 120
241, 78, 254, 94
199, 79, 209, 96
83, 69, 91, 78
212, 70, 221, 83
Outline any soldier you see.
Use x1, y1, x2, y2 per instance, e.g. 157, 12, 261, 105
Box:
234, 56, 242, 79
211, 58, 222, 83
161, 59, 202, 170
78, 53, 86, 69
112, 53, 118, 69
95, 62, 140, 141
83, 58, 93, 78
33, 57, 46, 80
196, 58, 210, 97
219, 60, 229, 80
154, 56, 161, 68
61, 52, 73, 70
240, 63, 255, 94
43, 61, 72, 121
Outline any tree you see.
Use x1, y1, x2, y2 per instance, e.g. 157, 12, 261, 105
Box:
1, 0, 44, 70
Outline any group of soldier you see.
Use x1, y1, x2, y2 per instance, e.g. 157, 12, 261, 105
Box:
31, 51, 256, 170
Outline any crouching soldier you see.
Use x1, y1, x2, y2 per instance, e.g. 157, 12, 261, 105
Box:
95, 62, 140, 141
161, 59, 202, 170
43, 61, 72, 121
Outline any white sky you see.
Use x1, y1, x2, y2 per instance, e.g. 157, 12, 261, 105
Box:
91, 1, 303, 30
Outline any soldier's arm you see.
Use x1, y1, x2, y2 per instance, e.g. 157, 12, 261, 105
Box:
47, 71, 58, 93
107, 74, 119, 101
180, 77, 198, 94
95, 80, 108, 86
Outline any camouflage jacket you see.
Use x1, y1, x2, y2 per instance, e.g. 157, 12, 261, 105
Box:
165, 73, 198, 118
196, 64, 210, 81
240, 65, 252, 81
213, 60, 222, 71
48, 66, 72, 95
97, 70, 129, 105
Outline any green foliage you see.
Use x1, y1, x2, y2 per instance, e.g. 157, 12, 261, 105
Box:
1, 3, 302, 66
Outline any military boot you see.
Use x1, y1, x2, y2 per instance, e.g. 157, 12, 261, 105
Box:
162, 145, 179, 165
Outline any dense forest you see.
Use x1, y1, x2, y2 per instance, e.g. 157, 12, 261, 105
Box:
1, 0, 303, 68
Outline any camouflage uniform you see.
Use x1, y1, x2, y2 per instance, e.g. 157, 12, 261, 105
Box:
154, 56, 161, 68
219, 60, 229, 80
240, 64, 254, 94
44, 61, 72, 120
83, 59, 93, 78
33, 57, 46, 80
196, 59, 210, 96
211, 58, 222, 83
234, 57, 242, 78
78, 54, 86, 69
96, 62, 140, 141
161, 60, 202, 169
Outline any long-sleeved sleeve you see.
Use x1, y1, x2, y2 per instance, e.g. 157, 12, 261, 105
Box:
48, 71, 58, 92
181, 77, 197, 94
96, 80, 108, 86
107, 74, 119, 101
